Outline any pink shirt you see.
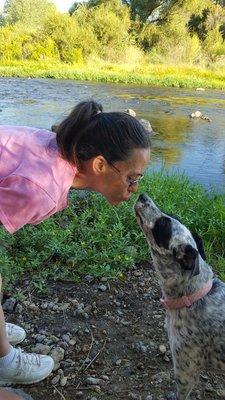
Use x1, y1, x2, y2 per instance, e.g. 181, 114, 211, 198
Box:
0, 126, 76, 233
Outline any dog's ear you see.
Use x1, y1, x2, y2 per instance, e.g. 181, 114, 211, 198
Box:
191, 231, 206, 261
173, 244, 199, 278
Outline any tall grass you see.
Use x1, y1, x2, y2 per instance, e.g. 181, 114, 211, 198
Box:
0, 171, 224, 292
0, 60, 225, 89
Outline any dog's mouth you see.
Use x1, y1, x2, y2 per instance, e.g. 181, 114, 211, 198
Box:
135, 208, 146, 229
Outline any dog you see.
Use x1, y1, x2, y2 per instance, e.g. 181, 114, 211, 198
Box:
134, 193, 225, 400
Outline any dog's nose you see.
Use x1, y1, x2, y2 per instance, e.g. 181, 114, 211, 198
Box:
138, 193, 149, 203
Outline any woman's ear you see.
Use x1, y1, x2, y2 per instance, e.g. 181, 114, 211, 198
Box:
92, 155, 108, 175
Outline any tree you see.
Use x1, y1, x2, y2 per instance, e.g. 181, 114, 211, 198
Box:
71, 0, 169, 22
3, 0, 56, 27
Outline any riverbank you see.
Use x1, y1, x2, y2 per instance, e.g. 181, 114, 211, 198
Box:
0, 61, 225, 89
1, 172, 224, 294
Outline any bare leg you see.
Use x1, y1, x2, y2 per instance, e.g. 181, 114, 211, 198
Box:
0, 273, 11, 357
0, 389, 22, 400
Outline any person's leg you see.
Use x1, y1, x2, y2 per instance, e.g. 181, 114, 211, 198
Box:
0, 275, 11, 357
0, 389, 22, 400
0, 275, 54, 385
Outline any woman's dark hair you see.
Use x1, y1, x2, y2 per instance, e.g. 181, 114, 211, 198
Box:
55, 100, 151, 167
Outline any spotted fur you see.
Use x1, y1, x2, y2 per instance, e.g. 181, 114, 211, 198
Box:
135, 193, 225, 400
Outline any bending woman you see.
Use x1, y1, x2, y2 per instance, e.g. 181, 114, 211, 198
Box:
0, 100, 150, 385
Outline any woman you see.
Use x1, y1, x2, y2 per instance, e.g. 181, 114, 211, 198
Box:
0, 100, 150, 385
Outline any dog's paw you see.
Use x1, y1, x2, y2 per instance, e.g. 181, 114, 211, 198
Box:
166, 391, 177, 400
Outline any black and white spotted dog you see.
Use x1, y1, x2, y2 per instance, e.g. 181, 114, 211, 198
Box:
135, 193, 225, 400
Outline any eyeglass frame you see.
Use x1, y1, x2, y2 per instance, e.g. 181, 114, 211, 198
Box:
107, 161, 144, 186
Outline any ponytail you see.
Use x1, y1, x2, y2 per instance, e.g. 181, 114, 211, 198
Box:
56, 100, 150, 167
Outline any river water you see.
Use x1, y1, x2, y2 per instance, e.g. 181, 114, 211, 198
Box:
0, 77, 224, 193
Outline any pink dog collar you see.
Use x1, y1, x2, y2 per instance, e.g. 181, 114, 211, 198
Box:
160, 280, 213, 310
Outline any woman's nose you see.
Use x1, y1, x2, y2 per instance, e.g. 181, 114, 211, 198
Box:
129, 183, 139, 193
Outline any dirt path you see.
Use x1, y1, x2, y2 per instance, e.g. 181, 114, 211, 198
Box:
3, 263, 225, 400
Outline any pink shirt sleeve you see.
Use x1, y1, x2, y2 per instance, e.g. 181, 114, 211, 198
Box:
0, 175, 56, 233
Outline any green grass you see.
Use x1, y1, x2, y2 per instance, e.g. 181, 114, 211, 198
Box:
0, 171, 224, 292
0, 60, 225, 89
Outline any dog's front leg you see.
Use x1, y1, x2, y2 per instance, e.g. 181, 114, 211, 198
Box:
174, 364, 200, 400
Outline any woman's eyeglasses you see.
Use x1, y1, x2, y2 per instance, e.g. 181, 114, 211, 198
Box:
108, 163, 143, 186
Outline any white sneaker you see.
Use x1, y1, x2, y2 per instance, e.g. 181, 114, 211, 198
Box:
6, 323, 26, 345
0, 347, 54, 385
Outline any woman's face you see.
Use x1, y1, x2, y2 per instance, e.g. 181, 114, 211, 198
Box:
99, 148, 150, 205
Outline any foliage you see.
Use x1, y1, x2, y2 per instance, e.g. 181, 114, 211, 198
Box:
3, 0, 56, 27
0, 172, 224, 292
0, 0, 224, 65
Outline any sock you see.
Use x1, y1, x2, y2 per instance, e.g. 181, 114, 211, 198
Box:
0, 346, 16, 368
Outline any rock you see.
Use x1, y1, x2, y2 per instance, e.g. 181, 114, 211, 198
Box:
190, 110, 212, 122
125, 109, 136, 117
128, 393, 139, 399
34, 334, 46, 343
50, 347, 65, 371
152, 371, 171, 385
134, 341, 149, 354
76, 392, 84, 398
84, 275, 94, 283
51, 374, 61, 385
201, 115, 212, 122
159, 344, 167, 354
146, 396, 153, 400
190, 111, 202, 118
139, 118, 154, 134
217, 389, 225, 397
69, 338, 77, 346
2, 298, 16, 312
31, 343, 51, 355
98, 284, 107, 292
196, 87, 205, 91
86, 377, 104, 386
60, 376, 68, 386
15, 303, 23, 314
62, 334, 70, 343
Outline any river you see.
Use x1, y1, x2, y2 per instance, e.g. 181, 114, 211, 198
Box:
0, 77, 224, 193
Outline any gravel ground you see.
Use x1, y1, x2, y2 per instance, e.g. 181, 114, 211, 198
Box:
3, 262, 225, 400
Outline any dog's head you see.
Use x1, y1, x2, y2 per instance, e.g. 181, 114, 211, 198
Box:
135, 193, 206, 279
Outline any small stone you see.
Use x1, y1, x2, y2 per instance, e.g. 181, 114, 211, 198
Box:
139, 118, 153, 133
125, 108, 136, 117
190, 110, 202, 118
31, 343, 51, 355
2, 298, 16, 312
84, 275, 94, 283
62, 334, 70, 343
86, 377, 104, 386
15, 303, 23, 314
60, 376, 68, 387
146, 396, 153, 400
101, 375, 109, 381
69, 338, 77, 346
159, 344, 167, 354
51, 375, 60, 385
76, 392, 84, 398
217, 389, 225, 397
196, 87, 205, 91
98, 284, 107, 292
115, 359, 122, 365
